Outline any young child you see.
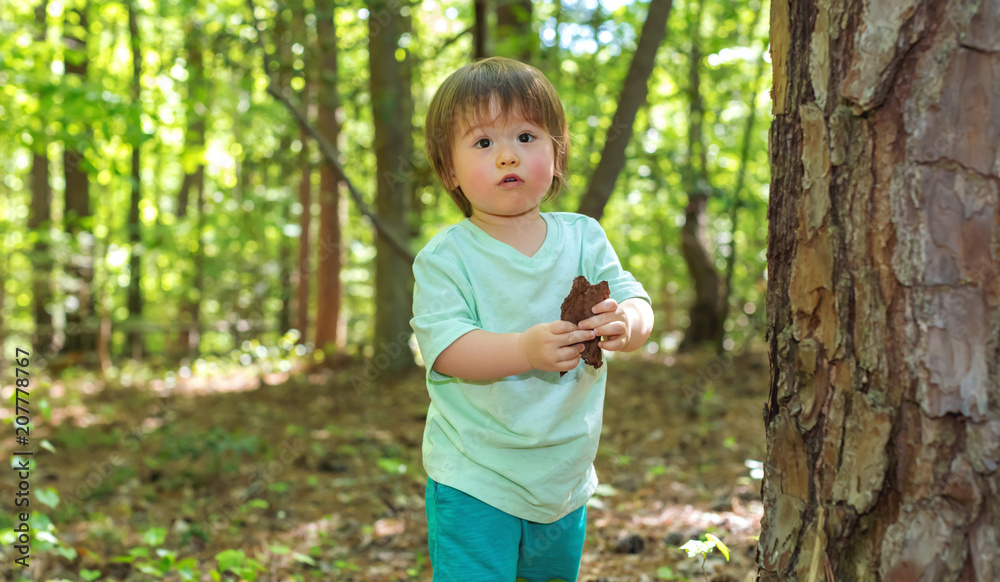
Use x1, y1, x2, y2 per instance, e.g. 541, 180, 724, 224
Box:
411, 56, 654, 582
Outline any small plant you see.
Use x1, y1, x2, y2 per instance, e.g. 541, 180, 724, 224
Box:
679, 533, 730, 582
214, 549, 265, 581
111, 527, 200, 580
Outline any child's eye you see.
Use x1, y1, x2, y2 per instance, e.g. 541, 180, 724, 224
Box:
474, 138, 493, 148
518, 133, 535, 143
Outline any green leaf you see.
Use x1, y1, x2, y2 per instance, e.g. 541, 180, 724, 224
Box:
706, 533, 730, 561
292, 552, 316, 566
40, 439, 57, 453
80, 569, 102, 581
35, 487, 60, 508
216, 549, 246, 572
57, 546, 78, 560
269, 544, 291, 555
35, 530, 58, 544
39, 399, 53, 422
143, 527, 167, 546
248, 499, 269, 509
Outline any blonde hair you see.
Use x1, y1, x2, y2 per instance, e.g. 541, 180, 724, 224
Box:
424, 57, 570, 217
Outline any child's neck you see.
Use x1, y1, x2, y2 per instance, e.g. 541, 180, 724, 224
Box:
469, 210, 547, 257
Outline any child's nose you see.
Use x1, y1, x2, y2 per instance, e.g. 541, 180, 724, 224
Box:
497, 153, 519, 167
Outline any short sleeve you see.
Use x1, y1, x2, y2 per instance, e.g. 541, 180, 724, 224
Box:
583, 217, 651, 306
410, 247, 481, 380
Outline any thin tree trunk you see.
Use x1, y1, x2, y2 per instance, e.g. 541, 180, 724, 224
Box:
62, 0, 95, 354
314, 0, 343, 351
678, 0, 722, 352
576, 0, 672, 221
127, 0, 144, 359
290, 0, 311, 340
31, 0, 54, 354
178, 18, 207, 355
296, 111, 312, 340
496, 0, 533, 61
474, 0, 488, 59
718, 12, 768, 354
274, 6, 294, 337
369, 0, 414, 371
758, 1, 1000, 580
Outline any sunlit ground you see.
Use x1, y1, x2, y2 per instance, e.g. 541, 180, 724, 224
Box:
0, 343, 767, 581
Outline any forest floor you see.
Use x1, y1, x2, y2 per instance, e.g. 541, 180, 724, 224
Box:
1, 345, 769, 582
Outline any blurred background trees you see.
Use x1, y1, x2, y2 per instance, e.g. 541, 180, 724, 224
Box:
0, 0, 771, 374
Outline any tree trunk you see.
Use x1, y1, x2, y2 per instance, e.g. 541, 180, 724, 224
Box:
719, 7, 767, 354
62, 1, 95, 354
758, 1, 1000, 581
474, 0, 489, 59
576, 0, 672, 221
31, 0, 54, 355
678, 0, 723, 352
177, 18, 207, 356
314, 0, 344, 352
126, 0, 145, 359
276, 11, 294, 338
369, 0, 415, 371
496, 0, 534, 61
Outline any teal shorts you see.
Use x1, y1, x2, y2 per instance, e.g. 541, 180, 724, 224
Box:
425, 477, 587, 582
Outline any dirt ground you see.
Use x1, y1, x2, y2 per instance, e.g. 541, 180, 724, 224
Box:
0, 346, 768, 582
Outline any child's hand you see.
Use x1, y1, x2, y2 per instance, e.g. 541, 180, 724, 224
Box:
578, 298, 630, 352
518, 321, 596, 372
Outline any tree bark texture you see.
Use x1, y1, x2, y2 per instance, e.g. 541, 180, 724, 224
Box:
759, 1, 1000, 581
369, 0, 415, 370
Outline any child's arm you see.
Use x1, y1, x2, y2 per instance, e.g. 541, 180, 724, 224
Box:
579, 297, 654, 353
433, 322, 597, 381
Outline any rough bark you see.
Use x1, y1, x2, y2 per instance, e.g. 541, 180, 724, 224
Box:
314, 0, 344, 351
127, 0, 144, 359
576, 0, 673, 221
369, 0, 415, 371
758, 1, 1000, 580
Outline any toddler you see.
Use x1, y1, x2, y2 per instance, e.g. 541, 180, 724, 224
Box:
411, 56, 654, 582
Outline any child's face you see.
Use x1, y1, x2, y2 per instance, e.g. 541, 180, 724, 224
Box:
447, 105, 555, 221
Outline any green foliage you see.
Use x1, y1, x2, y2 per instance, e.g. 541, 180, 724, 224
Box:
679, 532, 731, 582
0, 0, 769, 366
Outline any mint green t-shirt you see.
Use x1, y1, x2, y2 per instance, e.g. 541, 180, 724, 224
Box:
410, 212, 650, 523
